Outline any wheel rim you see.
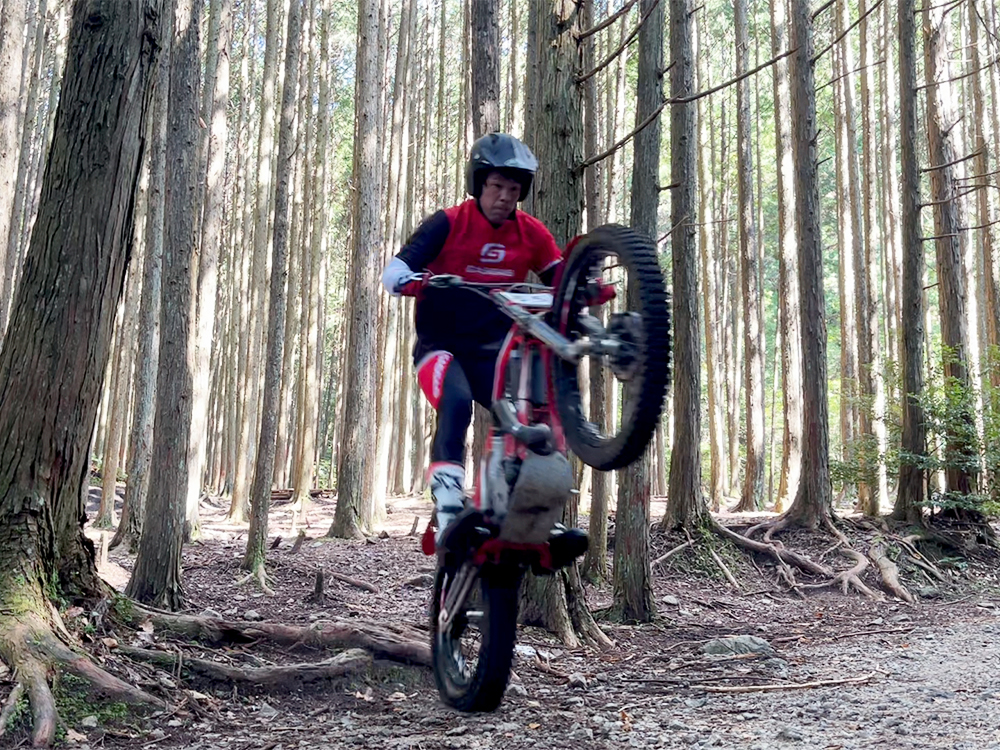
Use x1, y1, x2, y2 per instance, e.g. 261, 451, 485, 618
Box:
558, 247, 646, 445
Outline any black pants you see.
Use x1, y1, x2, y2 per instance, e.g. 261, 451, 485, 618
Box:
416, 343, 497, 466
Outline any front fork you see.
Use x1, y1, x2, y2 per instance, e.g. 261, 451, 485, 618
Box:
438, 561, 480, 633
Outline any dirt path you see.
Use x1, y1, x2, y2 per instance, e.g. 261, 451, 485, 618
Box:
5, 491, 997, 750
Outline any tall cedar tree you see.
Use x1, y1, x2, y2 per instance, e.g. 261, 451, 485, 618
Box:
664, 0, 704, 530
784, 0, 833, 526
127, 0, 203, 609
0, 1, 164, 743
612, 0, 664, 622
893, 0, 927, 521
244, 0, 303, 578
331, 0, 382, 538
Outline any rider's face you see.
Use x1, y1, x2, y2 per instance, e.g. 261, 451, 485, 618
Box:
479, 173, 522, 225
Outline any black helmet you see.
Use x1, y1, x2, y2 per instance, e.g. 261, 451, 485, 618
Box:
466, 133, 538, 202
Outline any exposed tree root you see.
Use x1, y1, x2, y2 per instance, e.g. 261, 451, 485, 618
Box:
236, 563, 275, 596
124, 605, 431, 666
0, 612, 162, 747
709, 517, 884, 601
119, 645, 373, 688
868, 542, 916, 604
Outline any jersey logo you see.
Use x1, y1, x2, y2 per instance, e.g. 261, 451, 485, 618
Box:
480, 243, 506, 263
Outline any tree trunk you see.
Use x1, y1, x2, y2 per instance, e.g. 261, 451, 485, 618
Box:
832, 3, 859, 468
734, 0, 764, 513
331, 0, 382, 539
923, 0, 976, 502
857, 0, 888, 514
471, 0, 501, 137
0, 3, 163, 741
770, 0, 801, 514
968, 1, 1000, 387
612, 0, 663, 624
893, 0, 926, 522
5, 0, 47, 299
0, 0, 27, 337
879, 0, 902, 369
115, 38, 169, 554
291, 0, 331, 515
784, 0, 832, 528
229, 0, 281, 523
664, 0, 703, 531
127, 0, 202, 610
191, 0, 232, 534
243, 0, 302, 578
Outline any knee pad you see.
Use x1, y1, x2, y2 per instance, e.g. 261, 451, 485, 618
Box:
416, 351, 454, 410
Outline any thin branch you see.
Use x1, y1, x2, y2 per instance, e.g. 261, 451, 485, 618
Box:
812, 0, 837, 18
957, 167, 1000, 181
812, 0, 884, 63
921, 148, 983, 173
819, 59, 885, 91
913, 0, 962, 14
656, 213, 691, 246
695, 673, 876, 694
577, 0, 641, 40
922, 233, 961, 241
579, 99, 668, 170
917, 56, 999, 90
577, 0, 662, 83
962, 218, 1000, 232
919, 186, 985, 207
668, 47, 797, 104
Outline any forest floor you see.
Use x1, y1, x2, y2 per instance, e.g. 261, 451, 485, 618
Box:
3, 489, 999, 750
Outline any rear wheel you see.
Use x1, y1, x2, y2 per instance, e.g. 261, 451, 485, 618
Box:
431, 562, 521, 711
552, 224, 672, 471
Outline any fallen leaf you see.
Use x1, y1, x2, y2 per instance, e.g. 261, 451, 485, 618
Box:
528, 723, 540, 730
386, 692, 408, 702
101, 637, 119, 649
65, 607, 85, 619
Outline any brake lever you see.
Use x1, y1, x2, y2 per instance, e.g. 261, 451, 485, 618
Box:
427, 274, 463, 289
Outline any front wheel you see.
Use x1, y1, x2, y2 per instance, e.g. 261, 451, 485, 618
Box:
552, 224, 672, 471
431, 562, 521, 711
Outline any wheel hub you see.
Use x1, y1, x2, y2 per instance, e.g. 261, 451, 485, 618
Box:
606, 312, 642, 380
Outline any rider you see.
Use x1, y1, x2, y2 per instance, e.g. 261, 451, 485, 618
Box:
381, 133, 563, 546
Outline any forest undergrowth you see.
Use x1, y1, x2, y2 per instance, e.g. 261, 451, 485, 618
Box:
1, 489, 998, 750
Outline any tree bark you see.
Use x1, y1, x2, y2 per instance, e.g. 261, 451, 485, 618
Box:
734, 0, 764, 513
893, 0, 926, 522
923, 0, 976, 502
832, 0, 860, 470
0, 16, 162, 733
770, 0, 802, 514
190, 0, 232, 536
331, 0, 382, 539
116, 37, 169, 553
968, 2, 1000, 388
471, 0, 501, 137
243, 0, 302, 578
612, 0, 662, 623
784, 0, 832, 528
855, 0, 884, 515
664, 0, 703, 531
230, 0, 281, 523
127, 0, 202, 610
0, 0, 27, 336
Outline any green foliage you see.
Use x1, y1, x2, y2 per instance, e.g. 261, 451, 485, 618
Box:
839, 351, 1000, 518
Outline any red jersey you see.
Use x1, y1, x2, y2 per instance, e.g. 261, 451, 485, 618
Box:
397, 200, 561, 353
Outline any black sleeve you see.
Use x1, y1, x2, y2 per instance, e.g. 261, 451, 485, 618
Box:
397, 210, 450, 271
538, 263, 560, 287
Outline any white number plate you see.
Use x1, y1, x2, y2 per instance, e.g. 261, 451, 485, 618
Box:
496, 292, 553, 309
